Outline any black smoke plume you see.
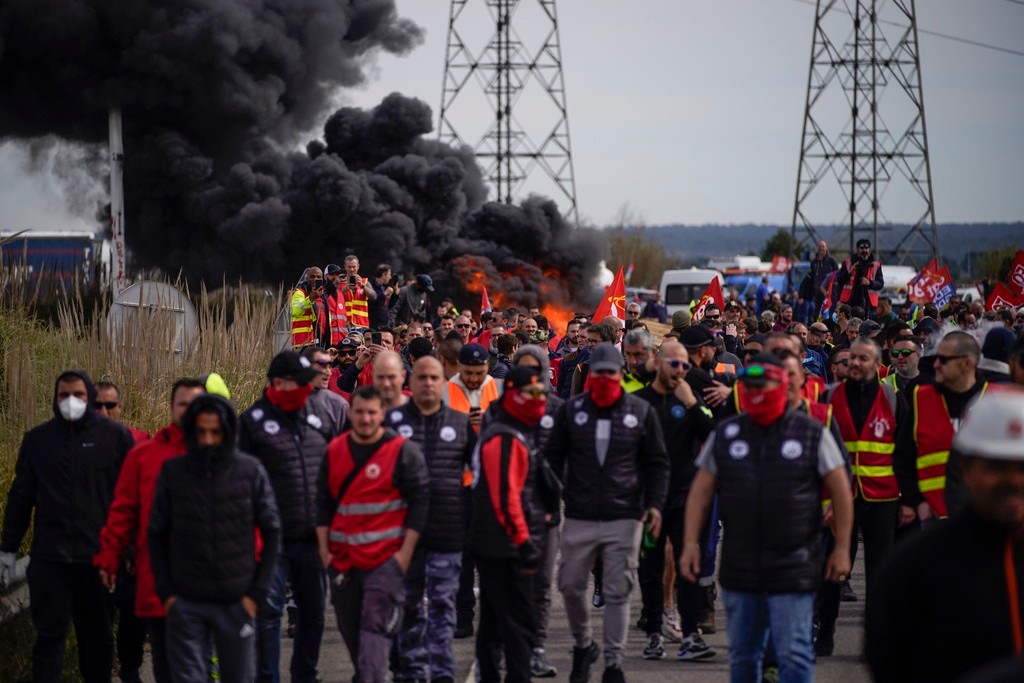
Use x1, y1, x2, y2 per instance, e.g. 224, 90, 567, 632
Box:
0, 0, 604, 309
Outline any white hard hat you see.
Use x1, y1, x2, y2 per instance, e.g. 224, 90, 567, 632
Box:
953, 391, 1024, 461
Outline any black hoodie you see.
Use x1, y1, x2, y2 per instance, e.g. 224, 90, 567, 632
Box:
147, 395, 282, 604
1, 370, 134, 562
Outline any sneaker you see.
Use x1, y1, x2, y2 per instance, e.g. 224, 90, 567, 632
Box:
601, 665, 626, 683
840, 580, 857, 602
643, 633, 666, 660
676, 633, 715, 661
592, 582, 605, 608
762, 665, 780, 683
570, 641, 600, 683
814, 623, 835, 657
531, 647, 557, 678
661, 608, 682, 642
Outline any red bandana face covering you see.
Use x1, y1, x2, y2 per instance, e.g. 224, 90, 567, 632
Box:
503, 391, 547, 426
588, 375, 624, 408
740, 370, 790, 426
266, 383, 314, 412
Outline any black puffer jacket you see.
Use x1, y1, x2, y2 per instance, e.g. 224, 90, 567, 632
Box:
712, 410, 825, 594
148, 395, 281, 604
239, 392, 337, 541
386, 402, 475, 552
544, 391, 669, 521
1, 370, 134, 562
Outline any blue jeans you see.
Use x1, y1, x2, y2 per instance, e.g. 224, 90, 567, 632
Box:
395, 550, 462, 681
722, 588, 815, 683
257, 539, 326, 683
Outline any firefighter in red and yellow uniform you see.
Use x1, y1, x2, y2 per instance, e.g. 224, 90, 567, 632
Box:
315, 385, 429, 683
894, 331, 988, 524
291, 266, 324, 348
340, 255, 376, 331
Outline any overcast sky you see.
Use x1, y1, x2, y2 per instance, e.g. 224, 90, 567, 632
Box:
2, 0, 1022, 232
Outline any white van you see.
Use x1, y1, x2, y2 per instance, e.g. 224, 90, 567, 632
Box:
659, 268, 724, 316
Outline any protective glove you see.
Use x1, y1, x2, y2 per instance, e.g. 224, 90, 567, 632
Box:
517, 540, 541, 571
0, 551, 17, 587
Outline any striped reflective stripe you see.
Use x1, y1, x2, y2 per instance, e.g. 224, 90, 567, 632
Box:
916, 450, 949, 469
328, 527, 405, 545
336, 500, 407, 515
843, 440, 895, 455
919, 476, 947, 493
851, 465, 895, 477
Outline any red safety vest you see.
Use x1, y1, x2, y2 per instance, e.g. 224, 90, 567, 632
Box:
327, 292, 348, 345
912, 382, 987, 519
830, 381, 898, 501
802, 375, 826, 403
342, 280, 371, 329
326, 434, 407, 572
838, 260, 880, 307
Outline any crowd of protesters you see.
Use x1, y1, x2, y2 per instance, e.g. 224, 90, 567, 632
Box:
3, 243, 1024, 683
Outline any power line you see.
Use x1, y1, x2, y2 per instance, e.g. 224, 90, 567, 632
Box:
789, 0, 1024, 58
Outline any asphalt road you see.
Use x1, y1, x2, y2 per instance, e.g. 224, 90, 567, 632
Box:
138, 542, 872, 682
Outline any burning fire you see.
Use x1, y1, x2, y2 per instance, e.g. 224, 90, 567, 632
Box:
449, 254, 580, 334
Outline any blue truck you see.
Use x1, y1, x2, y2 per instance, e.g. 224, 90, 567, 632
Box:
1, 230, 105, 293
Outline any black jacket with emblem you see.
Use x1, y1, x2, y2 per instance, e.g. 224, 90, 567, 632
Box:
1, 370, 134, 562
385, 401, 475, 552
711, 409, 826, 594
238, 391, 338, 541
544, 391, 669, 521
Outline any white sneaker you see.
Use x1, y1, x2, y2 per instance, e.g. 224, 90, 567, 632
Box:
661, 608, 682, 642
677, 632, 716, 661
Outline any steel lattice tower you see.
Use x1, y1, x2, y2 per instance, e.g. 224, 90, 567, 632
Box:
791, 0, 938, 266
440, 0, 579, 223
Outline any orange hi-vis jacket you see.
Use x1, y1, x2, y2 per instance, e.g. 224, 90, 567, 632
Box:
830, 381, 898, 501
912, 382, 988, 519
325, 434, 408, 572
327, 291, 348, 345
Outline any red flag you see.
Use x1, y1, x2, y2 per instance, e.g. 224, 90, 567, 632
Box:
1007, 250, 1024, 297
906, 259, 957, 305
770, 255, 791, 274
986, 282, 1024, 312
480, 286, 492, 314
691, 278, 725, 322
593, 266, 626, 322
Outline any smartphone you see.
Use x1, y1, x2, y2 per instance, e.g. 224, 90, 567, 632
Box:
348, 274, 357, 286
370, 331, 382, 346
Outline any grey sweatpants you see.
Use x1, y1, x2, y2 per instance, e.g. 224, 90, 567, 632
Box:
558, 517, 643, 667
165, 597, 255, 683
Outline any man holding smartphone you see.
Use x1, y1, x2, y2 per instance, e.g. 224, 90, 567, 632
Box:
341, 255, 376, 332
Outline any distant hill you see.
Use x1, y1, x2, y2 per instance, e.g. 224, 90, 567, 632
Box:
639, 223, 1024, 277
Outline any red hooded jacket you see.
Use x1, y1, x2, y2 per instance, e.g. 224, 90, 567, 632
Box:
93, 423, 186, 618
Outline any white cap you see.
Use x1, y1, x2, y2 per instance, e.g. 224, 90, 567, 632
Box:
953, 391, 1024, 461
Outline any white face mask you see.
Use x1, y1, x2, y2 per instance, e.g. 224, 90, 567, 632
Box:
59, 395, 88, 422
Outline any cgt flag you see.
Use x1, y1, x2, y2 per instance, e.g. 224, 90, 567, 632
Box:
770, 255, 792, 274
480, 286, 493, 314
907, 259, 956, 307
1007, 250, 1024, 297
691, 277, 725, 322
986, 282, 1024, 313
593, 266, 626, 322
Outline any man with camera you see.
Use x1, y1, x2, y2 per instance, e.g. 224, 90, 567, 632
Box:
368, 264, 400, 330
341, 255, 377, 333
292, 266, 326, 348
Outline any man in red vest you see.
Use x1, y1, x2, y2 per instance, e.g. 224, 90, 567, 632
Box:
316, 385, 428, 682
834, 238, 884, 314
341, 255, 376, 332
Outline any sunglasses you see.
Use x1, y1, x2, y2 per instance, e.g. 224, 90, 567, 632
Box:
935, 354, 967, 364
93, 401, 120, 410
338, 349, 358, 356
313, 359, 331, 367
456, 324, 472, 329
891, 349, 917, 358
705, 314, 721, 320
667, 360, 693, 371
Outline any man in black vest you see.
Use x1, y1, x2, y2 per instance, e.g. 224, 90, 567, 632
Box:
681, 355, 853, 683
239, 350, 339, 683
387, 357, 475, 683
545, 343, 669, 683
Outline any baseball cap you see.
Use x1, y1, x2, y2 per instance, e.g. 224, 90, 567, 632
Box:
981, 327, 1017, 364
589, 343, 624, 373
504, 366, 544, 392
268, 350, 320, 384
913, 318, 940, 337
859, 320, 881, 336
678, 324, 715, 349
325, 263, 343, 275
459, 342, 489, 366
856, 238, 871, 249
738, 354, 786, 387
416, 274, 435, 292
337, 337, 360, 350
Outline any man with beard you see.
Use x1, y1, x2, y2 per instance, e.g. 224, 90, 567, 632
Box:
634, 341, 716, 662
835, 239, 885, 315
329, 337, 361, 400
339, 255, 377, 332
881, 337, 922, 396
240, 351, 339, 683
830, 348, 852, 386
773, 305, 794, 332
292, 266, 325, 348
867, 392, 1024, 682
324, 264, 348, 346
621, 329, 657, 393
392, 274, 434, 326
302, 346, 349, 435
678, 324, 730, 411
